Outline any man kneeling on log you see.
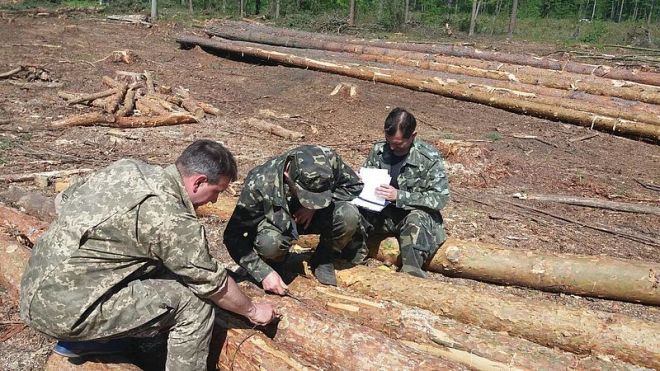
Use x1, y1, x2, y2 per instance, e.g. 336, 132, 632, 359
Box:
224, 145, 368, 292
359, 108, 450, 277
20, 140, 278, 369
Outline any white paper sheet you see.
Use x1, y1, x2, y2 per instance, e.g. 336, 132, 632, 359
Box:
351, 167, 391, 212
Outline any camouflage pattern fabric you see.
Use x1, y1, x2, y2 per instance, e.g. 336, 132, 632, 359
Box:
362, 139, 449, 259
223, 145, 365, 282
20, 159, 227, 370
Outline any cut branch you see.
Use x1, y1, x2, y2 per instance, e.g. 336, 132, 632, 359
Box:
515, 193, 660, 215
246, 118, 304, 140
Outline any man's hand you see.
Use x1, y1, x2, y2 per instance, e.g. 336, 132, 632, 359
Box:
246, 302, 279, 326
375, 184, 398, 201
262, 270, 288, 295
293, 207, 315, 229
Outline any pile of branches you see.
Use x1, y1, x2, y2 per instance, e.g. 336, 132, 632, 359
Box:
0, 65, 62, 88
53, 72, 220, 129
176, 20, 660, 143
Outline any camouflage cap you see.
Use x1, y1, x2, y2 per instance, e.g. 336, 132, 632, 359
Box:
288, 146, 334, 210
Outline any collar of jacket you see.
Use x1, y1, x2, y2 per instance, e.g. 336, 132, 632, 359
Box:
270, 155, 289, 209
380, 139, 422, 167
165, 164, 196, 215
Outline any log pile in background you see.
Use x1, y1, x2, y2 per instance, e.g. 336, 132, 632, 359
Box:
52, 72, 220, 129
175, 21, 660, 142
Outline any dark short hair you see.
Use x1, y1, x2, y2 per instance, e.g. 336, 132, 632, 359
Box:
384, 107, 416, 138
175, 140, 237, 183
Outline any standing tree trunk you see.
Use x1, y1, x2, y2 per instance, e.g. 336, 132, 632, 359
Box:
188, 0, 193, 14
222, 0, 226, 13
404, 0, 410, 23
633, 0, 639, 19
469, 0, 478, 36
240, 0, 245, 17
349, 0, 356, 26
255, 0, 261, 14
275, 0, 280, 19
508, 0, 518, 37
591, 0, 597, 20
618, 0, 625, 21
648, 0, 655, 24
151, 0, 158, 21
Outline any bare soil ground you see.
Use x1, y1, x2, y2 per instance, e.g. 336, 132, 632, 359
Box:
0, 12, 658, 370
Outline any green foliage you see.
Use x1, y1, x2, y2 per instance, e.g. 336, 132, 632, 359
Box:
579, 20, 607, 43
486, 131, 502, 141
0, 137, 15, 165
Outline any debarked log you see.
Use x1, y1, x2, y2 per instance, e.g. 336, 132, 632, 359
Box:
218, 284, 466, 370
287, 277, 645, 371
52, 113, 197, 129
246, 118, 305, 140
336, 265, 660, 369
375, 237, 660, 306
176, 35, 660, 142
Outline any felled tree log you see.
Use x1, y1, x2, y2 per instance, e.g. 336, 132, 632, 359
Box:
177, 35, 660, 142
114, 114, 197, 128
115, 88, 137, 117
207, 23, 660, 86
516, 193, 660, 215
59, 88, 118, 105
375, 238, 660, 306
218, 284, 465, 370
216, 328, 319, 370
0, 168, 92, 183
246, 118, 304, 140
206, 26, 660, 104
52, 112, 116, 128
335, 265, 660, 369
287, 277, 640, 371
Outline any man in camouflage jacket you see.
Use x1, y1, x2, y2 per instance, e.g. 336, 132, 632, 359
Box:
361, 108, 449, 277
20, 140, 277, 369
224, 145, 365, 291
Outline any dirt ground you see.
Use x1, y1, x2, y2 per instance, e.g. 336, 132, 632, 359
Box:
0, 12, 659, 370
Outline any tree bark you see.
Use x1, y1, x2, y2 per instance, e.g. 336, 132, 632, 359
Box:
206, 21, 660, 85
335, 265, 660, 369
520, 193, 660, 215
618, 0, 625, 22
469, 0, 478, 36
217, 284, 464, 370
348, 0, 355, 26
114, 114, 197, 128
151, 0, 157, 21
176, 35, 660, 142
286, 277, 642, 371
204, 25, 660, 104
507, 0, 518, 37
375, 237, 660, 306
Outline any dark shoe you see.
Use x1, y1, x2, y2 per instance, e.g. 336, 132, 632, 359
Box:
314, 262, 337, 286
53, 339, 128, 358
401, 264, 427, 278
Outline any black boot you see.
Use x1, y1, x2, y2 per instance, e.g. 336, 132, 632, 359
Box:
310, 245, 337, 286
400, 247, 427, 278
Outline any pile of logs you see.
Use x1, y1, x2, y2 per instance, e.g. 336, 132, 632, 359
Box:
53, 72, 220, 129
0, 204, 658, 370
176, 21, 660, 142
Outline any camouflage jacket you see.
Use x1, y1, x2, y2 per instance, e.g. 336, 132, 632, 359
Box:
20, 159, 227, 336
223, 146, 362, 282
364, 139, 449, 214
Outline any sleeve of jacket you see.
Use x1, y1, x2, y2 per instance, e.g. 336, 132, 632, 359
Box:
331, 151, 363, 201
139, 196, 228, 298
223, 189, 276, 283
395, 157, 449, 211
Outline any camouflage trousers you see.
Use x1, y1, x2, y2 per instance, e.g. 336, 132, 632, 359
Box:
361, 206, 445, 269
255, 201, 368, 262
28, 275, 215, 371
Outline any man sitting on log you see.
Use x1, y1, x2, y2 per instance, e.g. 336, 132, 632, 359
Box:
359, 108, 449, 277
20, 140, 278, 368
224, 145, 366, 292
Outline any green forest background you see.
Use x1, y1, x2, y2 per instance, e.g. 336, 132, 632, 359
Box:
8, 0, 660, 46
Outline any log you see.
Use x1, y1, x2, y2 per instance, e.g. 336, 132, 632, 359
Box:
0, 186, 57, 221
335, 265, 660, 369
143, 70, 155, 94
287, 277, 641, 371
380, 238, 660, 306
516, 193, 660, 215
61, 88, 118, 105
174, 87, 205, 119
0, 66, 23, 79
44, 354, 141, 371
207, 23, 660, 86
0, 168, 93, 183
113, 114, 197, 128
207, 26, 660, 104
176, 35, 660, 142
219, 284, 465, 370
135, 96, 171, 116
115, 88, 136, 117
246, 118, 304, 140
52, 112, 116, 128
216, 328, 318, 370
198, 101, 220, 115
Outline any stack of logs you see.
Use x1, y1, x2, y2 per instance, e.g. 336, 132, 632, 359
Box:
53, 72, 220, 129
0, 199, 658, 370
175, 21, 660, 142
